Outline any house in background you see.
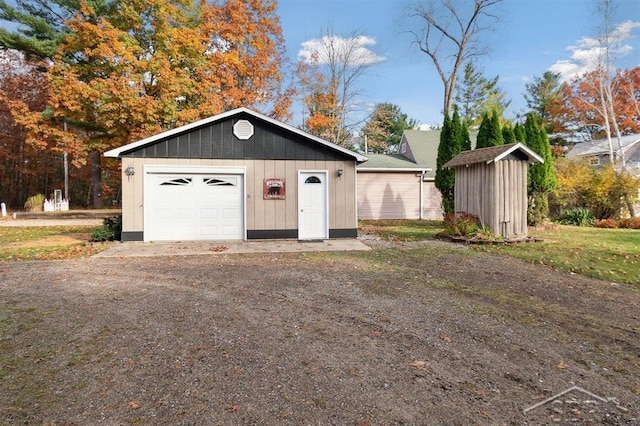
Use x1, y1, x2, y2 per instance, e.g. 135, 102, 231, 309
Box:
104, 107, 367, 242
357, 130, 476, 220
357, 130, 442, 220
567, 133, 640, 173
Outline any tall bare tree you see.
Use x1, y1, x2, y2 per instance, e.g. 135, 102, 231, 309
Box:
297, 27, 384, 147
593, 0, 626, 168
407, 0, 502, 116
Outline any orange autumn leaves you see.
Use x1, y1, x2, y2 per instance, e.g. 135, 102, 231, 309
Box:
8, 0, 290, 164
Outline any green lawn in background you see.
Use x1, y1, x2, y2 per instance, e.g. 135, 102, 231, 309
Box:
0, 225, 110, 260
361, 220, 640, 287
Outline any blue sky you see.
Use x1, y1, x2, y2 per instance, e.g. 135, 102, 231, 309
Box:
277, 0, 640, 128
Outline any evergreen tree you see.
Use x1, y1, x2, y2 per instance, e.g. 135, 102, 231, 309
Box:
475, 111, 502, 148
502, 123, 516, 144
461, 121, 472, 151
475, 112, 491, 148
0, 0, 115, 60
514, 122, 526, 143
490, 111, 504, 146
523, 113, 556, 225
361, 103, 418, 153
435, 112, 461, 215
454, 61, 511, 128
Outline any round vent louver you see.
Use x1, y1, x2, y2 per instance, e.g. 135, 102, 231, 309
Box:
233, 119, 254, 140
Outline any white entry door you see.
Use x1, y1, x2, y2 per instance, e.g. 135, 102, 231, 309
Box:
298, 171, 328, 240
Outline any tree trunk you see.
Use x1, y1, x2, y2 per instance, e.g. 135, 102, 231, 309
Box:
90, 150, 103, 209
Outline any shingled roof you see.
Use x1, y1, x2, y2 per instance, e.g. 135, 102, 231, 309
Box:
443, 143, 543, 168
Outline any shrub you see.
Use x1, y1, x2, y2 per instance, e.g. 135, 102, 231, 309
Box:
91, 215, 122, 241
618, 217, 640, 229
557, 207, 594, 227
553, 159, 640, 219
594, 219, 618, 229
24, 194, 44, 212
443, 212, 480, 237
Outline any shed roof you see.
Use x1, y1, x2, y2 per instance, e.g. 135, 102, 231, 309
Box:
104, 107, 368, 162
443, 143, 544, 168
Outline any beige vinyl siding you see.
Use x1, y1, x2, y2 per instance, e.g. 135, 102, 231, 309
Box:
121, 158, 356, 236
357, 172, 443, 220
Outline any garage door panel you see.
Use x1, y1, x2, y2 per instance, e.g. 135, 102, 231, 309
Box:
145, 172, 244, 241
357, 173, 421, 219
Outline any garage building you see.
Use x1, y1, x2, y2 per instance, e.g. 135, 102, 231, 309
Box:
104, 108, 367, 242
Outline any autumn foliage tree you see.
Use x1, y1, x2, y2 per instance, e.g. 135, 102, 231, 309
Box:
4, 0, 290, 208
361, 103, 417, 153
0, 50, 56, 208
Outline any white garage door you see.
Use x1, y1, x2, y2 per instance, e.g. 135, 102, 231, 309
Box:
144, 172, 244, 241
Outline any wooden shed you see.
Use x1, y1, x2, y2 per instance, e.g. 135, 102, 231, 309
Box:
443, 143, 543, 238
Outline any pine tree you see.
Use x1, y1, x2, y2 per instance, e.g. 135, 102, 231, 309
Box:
435, 112, 461, 215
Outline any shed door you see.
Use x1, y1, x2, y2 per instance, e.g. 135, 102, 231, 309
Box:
298, 171, 328, 240
145, 173, 243, 241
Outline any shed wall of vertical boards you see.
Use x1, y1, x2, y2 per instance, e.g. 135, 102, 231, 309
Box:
453, 160, 528, 237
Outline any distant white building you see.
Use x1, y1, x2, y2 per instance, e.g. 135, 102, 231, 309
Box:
566, 134, 640, 173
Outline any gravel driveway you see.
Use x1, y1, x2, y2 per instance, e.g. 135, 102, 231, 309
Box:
1, 244, 638, 424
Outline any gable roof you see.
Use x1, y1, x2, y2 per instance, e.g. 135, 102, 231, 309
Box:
567, 133, 640, 158
358, 130, 479, 178
104, 107, 367, 162
357, 153, 430, 171
443, 143, 544, 168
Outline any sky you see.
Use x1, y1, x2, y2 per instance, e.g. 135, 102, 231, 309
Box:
277, 0, 640, 128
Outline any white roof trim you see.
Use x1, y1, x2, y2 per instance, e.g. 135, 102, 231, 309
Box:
104, 107, 368, 162
357, 167, 432, 172
490, 142, 544, 164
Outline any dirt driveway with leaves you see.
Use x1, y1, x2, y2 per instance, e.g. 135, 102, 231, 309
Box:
1, 241, 638, 424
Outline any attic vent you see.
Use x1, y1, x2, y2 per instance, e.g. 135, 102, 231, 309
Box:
233, 119, 254, 140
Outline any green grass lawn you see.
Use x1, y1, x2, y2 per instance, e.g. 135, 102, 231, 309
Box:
361, 220, 640, 287
0, 225, 111, 261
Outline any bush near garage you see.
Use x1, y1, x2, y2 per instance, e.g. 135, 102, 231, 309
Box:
91, 215, 122, 241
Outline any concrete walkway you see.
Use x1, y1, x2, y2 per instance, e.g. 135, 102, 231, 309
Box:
94, 238, 371, 257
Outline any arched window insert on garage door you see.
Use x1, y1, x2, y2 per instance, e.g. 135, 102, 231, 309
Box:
304, 176, 322, 184
160, 178, 192, 186
204, 177, 235, 186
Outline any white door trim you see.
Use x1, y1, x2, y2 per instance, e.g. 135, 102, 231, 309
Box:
297, 170, 329, 240
143, 165, 246, 242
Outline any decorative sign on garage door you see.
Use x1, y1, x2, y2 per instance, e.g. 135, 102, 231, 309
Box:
263, 178, 285, 200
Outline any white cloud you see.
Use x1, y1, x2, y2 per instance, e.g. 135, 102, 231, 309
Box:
298, 35, 385, 67
549, 20, 640, 81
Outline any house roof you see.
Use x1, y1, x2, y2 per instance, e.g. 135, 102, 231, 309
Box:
567, 133, 640, 158
443, 143, 544, 168
104, 107, 368, 163
357, 130, 478, 178
357, 153, 430, 171
357, 130, 441, 178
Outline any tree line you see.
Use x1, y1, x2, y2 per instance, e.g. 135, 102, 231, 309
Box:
0, 0, 638, 221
